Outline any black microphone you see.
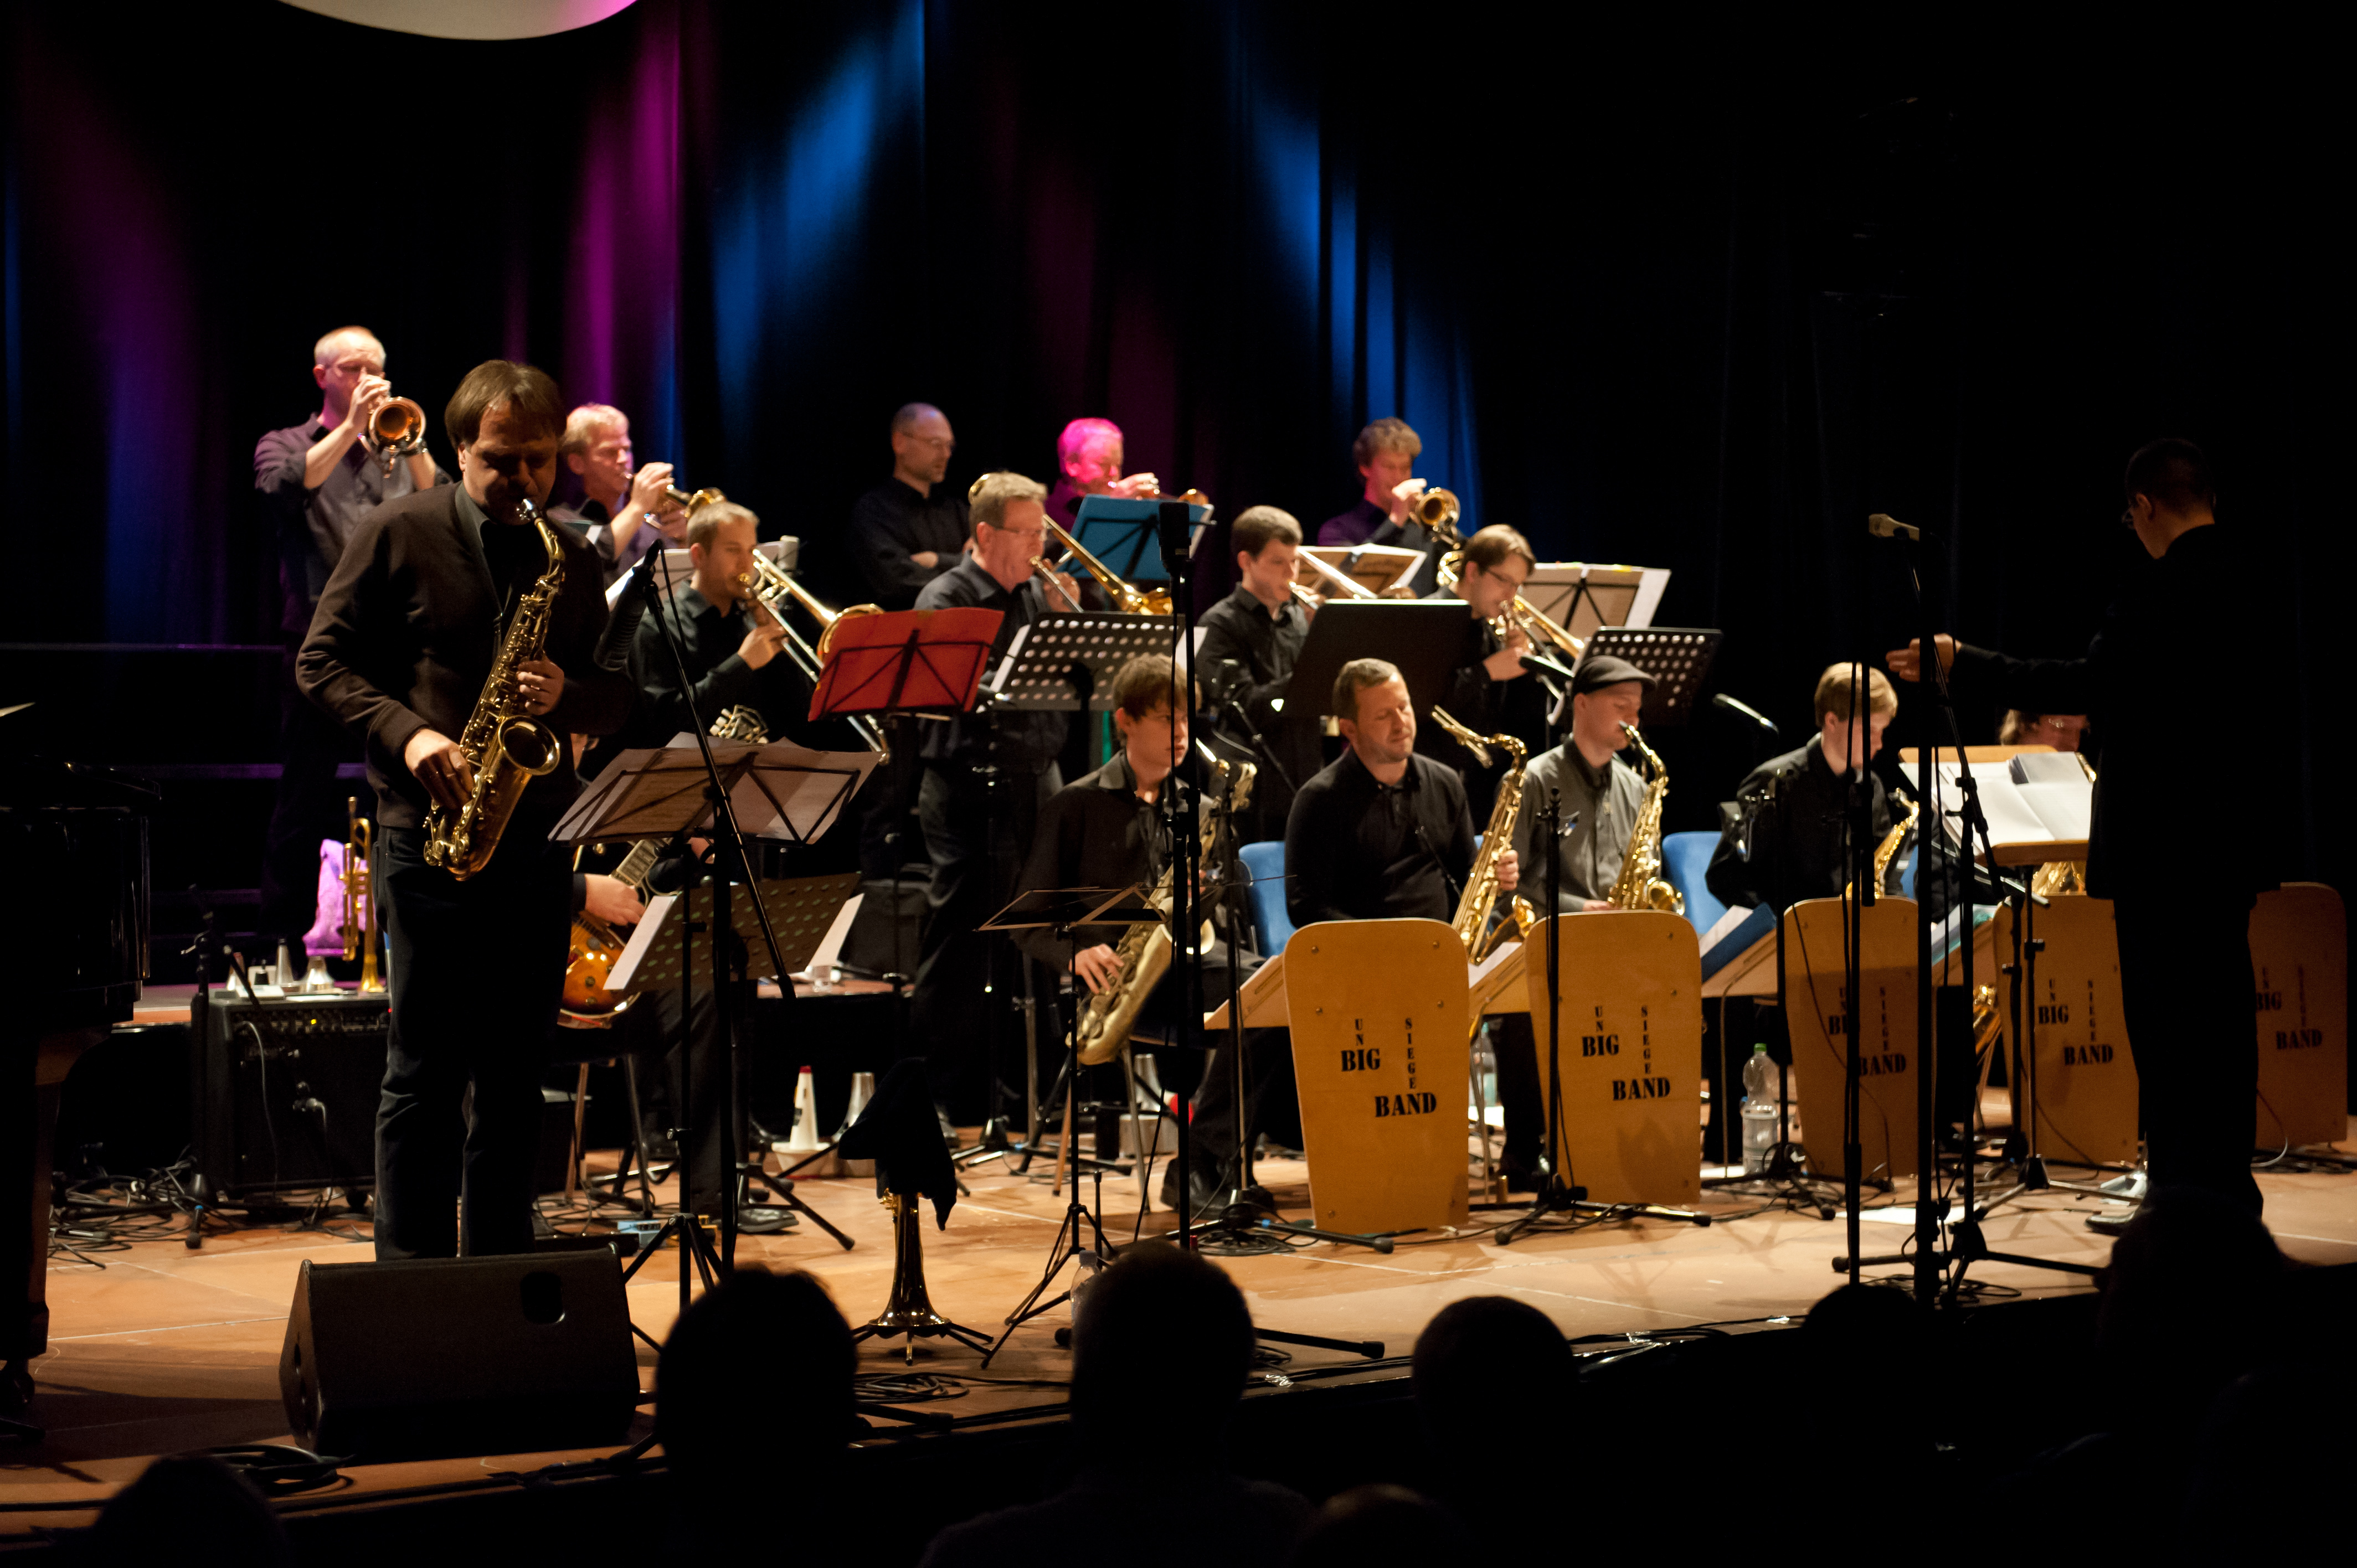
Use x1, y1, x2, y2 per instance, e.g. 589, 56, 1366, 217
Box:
1711, 693, 1780, 737
1520, 652, 1578, 684
596, 552, 663, 669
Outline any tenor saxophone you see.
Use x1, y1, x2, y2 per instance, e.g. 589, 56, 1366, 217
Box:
1429, 706, 1537, 962
1606, 721, 1684, 914
1074, 750, 1255, 1066
423, 499, 567, 880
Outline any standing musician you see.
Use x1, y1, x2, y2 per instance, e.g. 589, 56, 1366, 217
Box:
1044, 416, 1160, 527
1319, 417, 1445, 597
1012, 654, 1294, 1214
548, 403, 688, 587
849, 403, 970, 611
299, 361, 630, 1261
1889, 439, 2266, 1219
254, 326, 447, 955
1285, 658, 1519, 930
1197, 506, 1318, 840
1421, 524, 1549, 819
909, 472, 1075, 1131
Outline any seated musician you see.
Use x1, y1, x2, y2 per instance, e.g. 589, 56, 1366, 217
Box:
2000, 708, 2091, 755
1319, 417, 1445, 597
1197, 505, 1319, 840
1706, 664, 1905, 916
1507, 656, 1657, 913
548, 403, 688, 588
1044, 416, 1159, 527
1012, 654, 1286, 1215
1419, 524, 1549, 819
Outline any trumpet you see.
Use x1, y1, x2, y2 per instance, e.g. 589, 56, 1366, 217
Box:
341, 795, 384, 994
1420, 486, 1588, 663
363, 394, 428, 477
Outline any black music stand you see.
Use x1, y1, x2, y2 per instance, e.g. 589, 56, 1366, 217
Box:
986, 612, 1175, 712
553, 740, 877, 1317
1280, 599, 1464, 745
977, 885, 1162, 1368
1578, 626, 1722, 728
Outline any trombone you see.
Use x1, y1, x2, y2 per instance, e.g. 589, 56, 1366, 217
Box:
742, 553, 889, 757
1419, 486, 1589, 663
1037, 513, 1174, 616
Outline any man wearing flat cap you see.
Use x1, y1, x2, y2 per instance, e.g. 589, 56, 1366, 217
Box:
1507, 655, 1659, 912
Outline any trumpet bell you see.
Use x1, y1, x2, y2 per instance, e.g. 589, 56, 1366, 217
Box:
369, 396, 427, 452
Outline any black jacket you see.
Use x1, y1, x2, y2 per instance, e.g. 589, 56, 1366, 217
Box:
1284, 749, 1476, 929
298, 487, 630, 831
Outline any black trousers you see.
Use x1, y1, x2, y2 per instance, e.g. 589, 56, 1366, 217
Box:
375, 825, 569, 1260
261, 642, 358, 945
909, 760, 1056, 1119
2114, 896, 2261, 1213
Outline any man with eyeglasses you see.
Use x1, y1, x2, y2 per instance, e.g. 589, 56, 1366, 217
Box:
907, 472, 1078, 1136
1889, 438, 2265, 1223
850, 403, 971, 611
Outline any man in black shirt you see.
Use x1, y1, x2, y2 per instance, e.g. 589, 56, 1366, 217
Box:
549, 403, 688, 587
1889, 440, 2267, 1218
1318, 417, 1445, 598
254, 325, 447, 950
1285, 659, 1518, 930
1197, 505, 1317, 841
299, 360, 631, 1260
1707, 664, 1905, 916
849, 403, 970, 610
1013, 656, 1294, 1213
1420, 524, 1548, 819
909, 472, 1075, 1126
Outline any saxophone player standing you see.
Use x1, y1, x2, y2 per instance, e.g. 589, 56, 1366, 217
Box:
300, 362, 631, 1260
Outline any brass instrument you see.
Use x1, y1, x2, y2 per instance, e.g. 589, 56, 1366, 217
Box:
1847, 790, 1922, 901
738, 553, 888, 757
1295, 549, 1381, 602
363, 395, 428, 477
1039, 514, 1174, 616
2030, 753, 2095, 896
1606, 721, 1683, 914
1430, 706, 1536, 962
1418, 487, 1587, 663
1075, 745, 1255, 1066
340, 796, 383, 994
1028, 557, 1089, 612
558, 703, 770, 1029
423, 499, 567, 879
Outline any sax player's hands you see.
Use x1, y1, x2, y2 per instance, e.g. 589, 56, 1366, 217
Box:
1494, 848, 1520, 894
516, 657, 565, 716
404, 728, 475, 812
1072, 943, 1124, 996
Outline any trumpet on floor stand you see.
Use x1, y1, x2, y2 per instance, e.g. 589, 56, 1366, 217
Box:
850, 1191, 993, 1364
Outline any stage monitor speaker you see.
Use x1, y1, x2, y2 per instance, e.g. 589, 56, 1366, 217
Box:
280, 1251, 639, 1461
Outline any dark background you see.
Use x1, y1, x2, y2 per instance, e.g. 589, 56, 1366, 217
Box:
3, 4, 2345, 968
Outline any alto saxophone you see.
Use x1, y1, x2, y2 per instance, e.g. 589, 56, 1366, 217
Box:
1607, 721, 1684, 914
424, 499, 568, 880
1429, 706, 1537, 962
1847, 790, 1922, 901
1074, 750, 1255, 1066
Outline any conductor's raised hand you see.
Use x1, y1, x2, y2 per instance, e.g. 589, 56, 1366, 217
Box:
515, 657, 566, 716
1073, 943, 1124, 996
1886, 635, 1956, 684
404, 728, 475, 812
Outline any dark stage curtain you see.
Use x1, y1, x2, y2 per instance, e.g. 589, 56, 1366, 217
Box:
2, 6, 2347, 912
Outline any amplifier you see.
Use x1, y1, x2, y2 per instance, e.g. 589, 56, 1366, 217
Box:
194, 992, 388, 1201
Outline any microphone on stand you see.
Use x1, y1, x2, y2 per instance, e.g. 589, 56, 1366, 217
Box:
1711, 693, 1780, 737
596, 550, 664, 670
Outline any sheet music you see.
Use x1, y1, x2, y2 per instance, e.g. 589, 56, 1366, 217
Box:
1699, 902, 1754, 955
797, 894, 863, 978
1934, 762, 2073, 846
607, 893, 679, 993
1468, 941, 1521, 989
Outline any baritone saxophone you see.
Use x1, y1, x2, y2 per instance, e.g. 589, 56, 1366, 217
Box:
423, 499, 567, 880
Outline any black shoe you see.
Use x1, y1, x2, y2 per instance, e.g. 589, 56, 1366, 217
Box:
640, 1128, 680, 1164
1498, 1150, 1547, 1193
1157, 1160, 1224, 1217
738, 1205, 800, 1234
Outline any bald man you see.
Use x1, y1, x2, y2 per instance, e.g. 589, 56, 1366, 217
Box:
849, 403, 970, 610
253, 325, 448, 951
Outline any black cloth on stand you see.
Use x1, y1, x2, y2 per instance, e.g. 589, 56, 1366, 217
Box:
848, 479, 969, 610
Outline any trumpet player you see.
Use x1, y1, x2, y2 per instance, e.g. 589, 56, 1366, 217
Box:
550, 403, 689, 587
299, 361, 630, 1262
1319, 417, 1445, 597
254, 326, 447, 953
610, 499, 798, 749
1421, 524, 1550, 818
910, 472, 1076, 1132
1046, 416, 1160, 526
1197, 506, 1318, 839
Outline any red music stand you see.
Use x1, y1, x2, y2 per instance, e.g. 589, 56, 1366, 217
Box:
806, 606, 1004, 725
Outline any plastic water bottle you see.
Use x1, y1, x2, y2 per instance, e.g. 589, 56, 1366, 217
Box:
1739, 1045, 1778, 1175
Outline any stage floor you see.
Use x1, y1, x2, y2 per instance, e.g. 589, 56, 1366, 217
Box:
9, 1123, 2356, 1535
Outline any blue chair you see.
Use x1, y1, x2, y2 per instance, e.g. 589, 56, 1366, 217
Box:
1900, 845, 1918, 901
1238, 839, 1294, 956
1658, 830, 1727, 936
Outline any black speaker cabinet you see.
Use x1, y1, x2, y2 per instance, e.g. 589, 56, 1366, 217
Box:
280, 1251, 639, 1461
193, 992, 387, 1200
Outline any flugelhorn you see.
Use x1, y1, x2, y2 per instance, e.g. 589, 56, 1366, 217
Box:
363, 395, 428, 476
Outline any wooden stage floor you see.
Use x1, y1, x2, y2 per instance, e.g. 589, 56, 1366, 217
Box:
8, 1124, 2356, 1536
